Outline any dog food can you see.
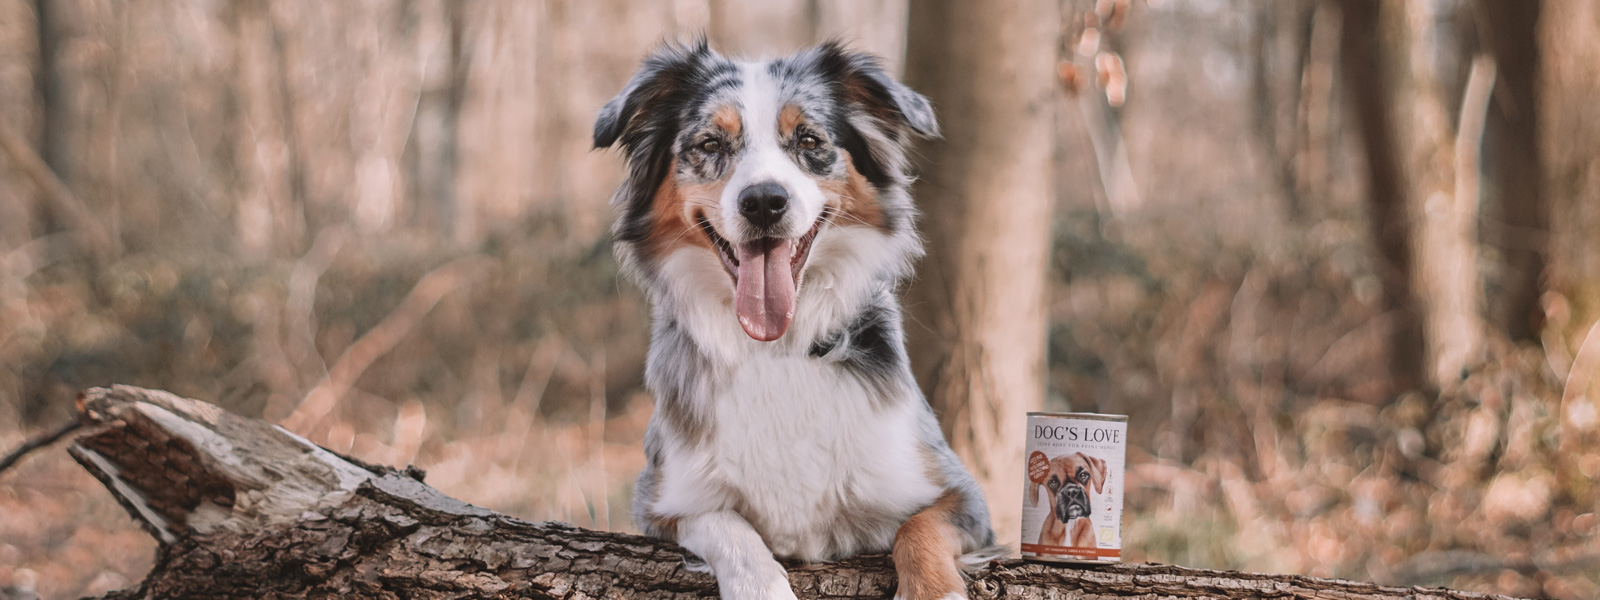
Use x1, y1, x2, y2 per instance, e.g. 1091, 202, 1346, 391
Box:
1021, 412, 1127, 563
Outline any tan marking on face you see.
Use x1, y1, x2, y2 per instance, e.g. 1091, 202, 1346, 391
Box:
712, 104, 742, 137
778, 104, 805, 138
820, 153, 884, 229
643, 161, 724, 259
892, 491, 967, 600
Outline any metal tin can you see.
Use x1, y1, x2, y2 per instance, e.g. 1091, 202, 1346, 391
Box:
1020, 412, 1127, 563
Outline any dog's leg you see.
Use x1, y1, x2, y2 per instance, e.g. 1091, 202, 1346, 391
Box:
892, 493, 968, 600
678, 511, 797, 600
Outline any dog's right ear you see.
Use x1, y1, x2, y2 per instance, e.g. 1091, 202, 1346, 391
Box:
598, 39, 722, 246
1026, 479, 1043, 507
594, 38, 716, 150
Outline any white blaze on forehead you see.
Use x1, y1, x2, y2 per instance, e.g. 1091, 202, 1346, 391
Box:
719, 61, 827, 243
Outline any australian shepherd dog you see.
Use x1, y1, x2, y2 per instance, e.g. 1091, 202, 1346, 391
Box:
595, 40, 999, 600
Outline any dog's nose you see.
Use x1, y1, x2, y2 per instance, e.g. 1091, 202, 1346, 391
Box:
738, 182, 789, 230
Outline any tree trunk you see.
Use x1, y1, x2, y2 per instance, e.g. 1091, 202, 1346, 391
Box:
67, 385, 1526, 600
1250, 0, 1317, 223
1340, 0, 1488, 392
33, 0, 70, 197
1338, 0, 1427, 395
1479, 0, 1546, 343
1540, 0, 1600, 506
902, 0, 1058, 547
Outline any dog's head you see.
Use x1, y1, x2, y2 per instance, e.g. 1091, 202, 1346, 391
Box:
595, 40, 936, 343
1028, 452, 1108, 524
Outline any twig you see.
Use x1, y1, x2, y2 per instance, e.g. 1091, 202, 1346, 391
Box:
280, 256, 491, 433
285, 228, 348, 381
1455, 56, 1495, 232
588, 349, 608, 531
0, 118, 112, 258
0, 420, 83, 477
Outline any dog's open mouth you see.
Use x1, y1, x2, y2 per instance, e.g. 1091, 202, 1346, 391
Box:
698, 214, 826, 342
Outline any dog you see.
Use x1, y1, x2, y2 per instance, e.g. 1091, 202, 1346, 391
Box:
1027, 452, 1107, 548
594, 39, 1000, 600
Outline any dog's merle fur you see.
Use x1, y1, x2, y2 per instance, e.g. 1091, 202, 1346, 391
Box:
596, 39, 997, 600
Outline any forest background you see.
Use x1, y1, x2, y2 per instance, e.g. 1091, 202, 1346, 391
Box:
1, 1, 1598, 599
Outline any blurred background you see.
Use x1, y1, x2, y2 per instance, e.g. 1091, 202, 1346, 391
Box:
1, 0, 1598, 598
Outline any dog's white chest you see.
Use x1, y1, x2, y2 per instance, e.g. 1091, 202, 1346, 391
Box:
681, 355, 939, 560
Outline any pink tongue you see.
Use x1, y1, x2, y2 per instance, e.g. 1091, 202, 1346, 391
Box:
734, 238, 797, 341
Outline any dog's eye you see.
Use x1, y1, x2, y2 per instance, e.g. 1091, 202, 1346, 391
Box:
698, 139, 722, 153
797, 134, 820, 151
1046, 476, 1060, 492
1076, 468, 1089, 484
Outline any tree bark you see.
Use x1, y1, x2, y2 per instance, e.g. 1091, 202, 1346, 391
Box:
67, 385, 1524, 600
1340, 0, 1489, 392
1338, 0, 1427, 395
1540, 0, 1600, 506
1479, 0, 1546, 343
902, 0, 1058, 547
34, 0, 70, 194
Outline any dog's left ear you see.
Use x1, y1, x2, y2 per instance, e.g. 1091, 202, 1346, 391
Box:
1086, 455, 1108, 494
812, 41, 939, 139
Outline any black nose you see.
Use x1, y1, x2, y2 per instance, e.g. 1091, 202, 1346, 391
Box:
738, 182, 789, 230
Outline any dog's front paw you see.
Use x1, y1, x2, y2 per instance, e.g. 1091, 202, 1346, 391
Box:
892, 569, 968, 600
717, 573, 798, 600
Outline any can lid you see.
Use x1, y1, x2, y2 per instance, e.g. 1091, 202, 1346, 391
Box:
1027, 411, 1128, 422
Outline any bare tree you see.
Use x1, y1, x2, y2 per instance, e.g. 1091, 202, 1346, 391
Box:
1339, 0, 1426, 394
33, 0, 68, 191
24, 0, 81, 246
1480, 0, 1546, 343
1541, 0, 1600, 504
1341, 0, 1492, 392
1249, 1, 1317, 222
903, 0, 1059, 545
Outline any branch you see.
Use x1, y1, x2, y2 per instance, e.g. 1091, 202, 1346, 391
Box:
67, 386, 1525, 599
0, 419, 82, 476
0, 118, 112, 258
278, 256, 489, 432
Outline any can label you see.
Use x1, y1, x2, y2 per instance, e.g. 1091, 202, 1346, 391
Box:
1020, 412, 1127, 563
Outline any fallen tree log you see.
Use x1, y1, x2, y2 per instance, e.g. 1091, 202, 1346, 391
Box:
65, 385, 1519, 600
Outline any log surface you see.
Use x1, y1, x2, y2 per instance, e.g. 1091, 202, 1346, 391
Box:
68, 386, 1521, 600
